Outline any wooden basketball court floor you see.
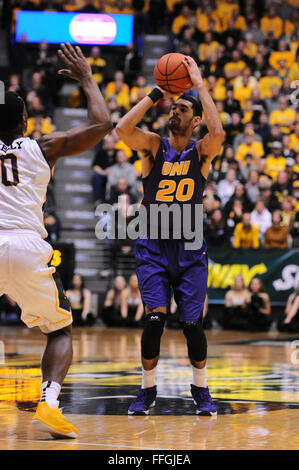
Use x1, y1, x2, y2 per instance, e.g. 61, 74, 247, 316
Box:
0, 326, 299, 451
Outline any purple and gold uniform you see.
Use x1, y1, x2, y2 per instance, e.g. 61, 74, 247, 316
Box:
135, 137, 208, 322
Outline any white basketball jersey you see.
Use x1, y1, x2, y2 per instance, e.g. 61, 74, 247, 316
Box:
0, 137, 51, 238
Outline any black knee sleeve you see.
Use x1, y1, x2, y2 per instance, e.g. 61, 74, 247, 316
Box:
141, 312, 166, 360
182, 319, 207, 362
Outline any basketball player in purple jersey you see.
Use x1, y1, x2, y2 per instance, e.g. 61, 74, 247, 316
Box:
116, 56, 224, 415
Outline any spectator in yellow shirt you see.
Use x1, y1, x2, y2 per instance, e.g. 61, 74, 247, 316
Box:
269, 39, 294, 70
269, 96, 296, 134
105, 71, 130, 110
224, 50, 247, 81
265, 141, 286, 181
234, 75, 252, 109
87, 46, 106, 87
289, 53, 299, 82
196, 5, 222, 34
290, 123, 299, 153
130, 75, 152, 105
234, 67, 258, 90
215, 101, 231, 126
172, 3, 193, 36
284, 9, 299, 35
206, 75, 226, 101
243, 33, 258, 59
25, 116, 53, 137
258, 67, 282, 99
215, 0, 239, 30
24, 95, 53, 136
229, 6, 246, 31
261, 6, 283, 39
198, 32, 220, 61
235, 129, 265, 164
276, 59, 290, 81
233, 212, 260, 248
290, 32, 299, 61
111, 129, 133, 159
241, 99, 254, 124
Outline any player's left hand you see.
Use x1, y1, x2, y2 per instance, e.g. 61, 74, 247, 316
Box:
58, 43, 92, 81
156, 86, 177, 99
183, 56, 204, 89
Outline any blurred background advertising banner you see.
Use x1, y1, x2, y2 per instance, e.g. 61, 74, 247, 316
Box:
15, 11, 134, 46
207, 248, 299, 305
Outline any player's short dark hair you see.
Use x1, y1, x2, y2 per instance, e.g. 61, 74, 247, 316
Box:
177, 94, 202, 118
0, 91, 25, 131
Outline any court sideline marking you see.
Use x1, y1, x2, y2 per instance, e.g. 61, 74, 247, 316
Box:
0, 437, 164, 450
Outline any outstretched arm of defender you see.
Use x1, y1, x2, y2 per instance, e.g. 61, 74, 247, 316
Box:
183, 57, 224, 166
38, 43, 113, 167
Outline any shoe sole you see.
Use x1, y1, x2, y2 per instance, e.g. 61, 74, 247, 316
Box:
32, 419, 78, 439
128, 400, 156, 416
193, 399, 217, 416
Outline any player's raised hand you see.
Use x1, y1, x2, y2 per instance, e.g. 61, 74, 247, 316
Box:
58, 43, 92, 81
182, 56, 204, 89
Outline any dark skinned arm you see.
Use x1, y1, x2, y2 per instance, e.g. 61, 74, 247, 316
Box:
38, 43, 113, 168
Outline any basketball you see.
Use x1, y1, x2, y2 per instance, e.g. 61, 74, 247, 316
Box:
154, 53, 193, 94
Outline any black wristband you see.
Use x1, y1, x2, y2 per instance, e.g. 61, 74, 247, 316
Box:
148, 87, 164, 103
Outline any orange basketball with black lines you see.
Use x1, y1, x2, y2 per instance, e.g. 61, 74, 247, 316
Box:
154, 53, 193, 94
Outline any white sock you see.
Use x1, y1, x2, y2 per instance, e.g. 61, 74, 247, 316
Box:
141, 367, 156, 389
191, 365, 207, 388
40, 381, 61, 409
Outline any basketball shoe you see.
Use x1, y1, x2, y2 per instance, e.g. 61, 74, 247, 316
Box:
191, 384, 217, 416
32, 402, 79, 438
128, 386, 157, 415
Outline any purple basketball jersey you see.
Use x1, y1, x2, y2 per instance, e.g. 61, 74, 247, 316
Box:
135, 138, 208, 321
141, 137, 206, 238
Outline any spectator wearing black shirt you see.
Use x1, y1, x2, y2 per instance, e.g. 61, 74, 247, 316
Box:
258, 185, 280, 212
91, 135, 117, 203
224, 113, 244, 146
224, 87, 242, 115
109, 177, 138, 206
224, 183, 253, 217
252, 52, 268, 81
251, 88, 267, 124
255, 111, 271, 148
221, 275, 251, 330
271, 170, 292, 202
202, 53, 223, 80
248, 278, 272, 332
26, 71, 51, 116
205, 209, 230, 249
226, 199, 244, 236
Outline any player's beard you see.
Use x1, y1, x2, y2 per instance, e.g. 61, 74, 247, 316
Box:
168, 116, 192, 136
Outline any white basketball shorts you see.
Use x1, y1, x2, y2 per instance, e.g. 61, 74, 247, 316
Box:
0, 230, 72, 334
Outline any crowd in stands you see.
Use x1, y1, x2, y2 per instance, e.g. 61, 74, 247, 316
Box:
1, 0, 299, 330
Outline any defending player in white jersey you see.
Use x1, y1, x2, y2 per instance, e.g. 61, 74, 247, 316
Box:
0, 43, 112, 438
